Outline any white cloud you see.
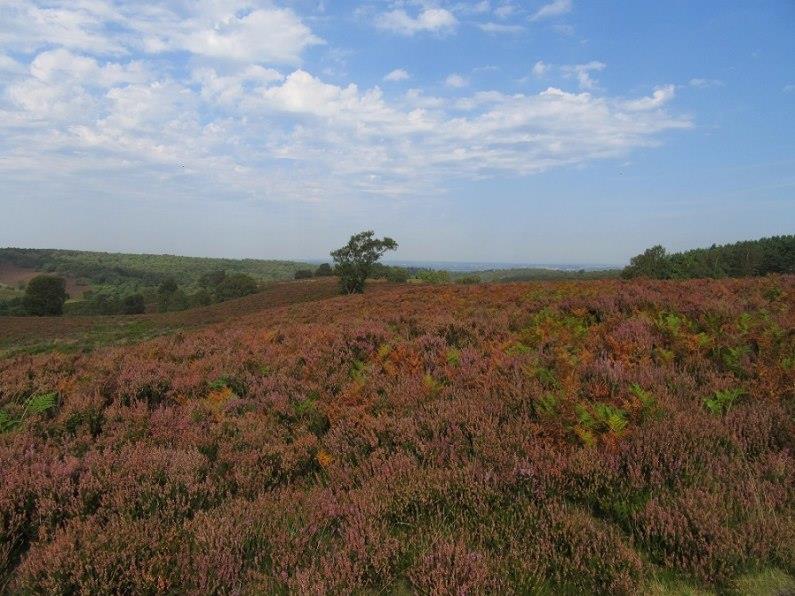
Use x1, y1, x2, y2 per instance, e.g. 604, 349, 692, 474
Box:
562, 61, 605, 90
0, 3, 692, 203
532, 60, 548, 77
192, 66, 284, 105
376, 8, 458, 36
0, 1, 128, 55
404, 88, 445, 109
785, 84, 795, 93
176, 8, 322, 64
479, 22, 524, 33
494, 4, 517, 19
445, 73, 469, 88
689, 78, 723, 89
384, 68, 410, 82
29, 48, 149, 86
530, 0, 572, 21
621, 85, 676, 111
0, 2, 322, 65
473, 1, 492, 13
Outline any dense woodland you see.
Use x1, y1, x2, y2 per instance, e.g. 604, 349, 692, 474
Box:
622, 235, 794, 280
0, 248, 313, 288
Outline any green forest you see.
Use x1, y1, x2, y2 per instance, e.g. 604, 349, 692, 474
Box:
622, 235, 794, 279
0, 248, 313, 289
0, 249, 316, 316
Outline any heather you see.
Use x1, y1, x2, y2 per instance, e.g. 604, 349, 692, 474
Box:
0, 276, 793, 593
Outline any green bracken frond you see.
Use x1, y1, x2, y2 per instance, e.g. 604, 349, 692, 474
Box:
25, 392, 58, 415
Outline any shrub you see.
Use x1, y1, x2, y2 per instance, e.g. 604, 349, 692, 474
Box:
213, 273, 258, 302
416, 269, 450, 284
120, 293, 146, 315
385, 267, 409, 283
314, 263, 334, 277
23, 275, 68, 316
457, 275, 481, 284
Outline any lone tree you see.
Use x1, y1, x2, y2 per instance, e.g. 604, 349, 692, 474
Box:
331, 230, 398, 294
157, 277, 179, 312
23, 275, 68, 316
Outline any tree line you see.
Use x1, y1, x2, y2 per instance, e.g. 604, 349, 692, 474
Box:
0, 270, 263, 317
622, 235, 794, 279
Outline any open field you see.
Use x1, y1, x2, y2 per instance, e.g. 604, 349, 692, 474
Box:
0, 263, 88, 299
0, 276, 793, 593
0, 278, 342, 355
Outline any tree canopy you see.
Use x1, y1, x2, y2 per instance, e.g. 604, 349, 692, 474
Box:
213, 273, 259, 302
622, 236, 795, 279
331, 231, 398, 294
23, 275, 68, 316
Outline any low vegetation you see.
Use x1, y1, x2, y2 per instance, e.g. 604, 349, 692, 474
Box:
0, 274, 792, 593
458, 267, 621, 282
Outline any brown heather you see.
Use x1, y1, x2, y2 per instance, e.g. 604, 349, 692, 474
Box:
0, 276, 793, 594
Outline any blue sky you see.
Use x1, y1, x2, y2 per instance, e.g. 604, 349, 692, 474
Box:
0, 0, 793, 265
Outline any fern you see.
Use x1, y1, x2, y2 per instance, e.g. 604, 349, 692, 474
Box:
704, 388, 743, 415
593, 403, 629, 435
737, 312, 752, 334
575, 403, 596, 430
629, 383, 654, 408
606, 411, 628, 435
0, 409, 19, 433
0, 393, 57, 434
722, 345, 750, 374
574, 425, 596, 448
350, 360, 368, 383
24, 392, 58, 415
446, 348, 460, 366
535, 393, 558, 417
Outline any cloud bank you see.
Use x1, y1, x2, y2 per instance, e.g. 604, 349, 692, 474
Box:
0, 0, 690, 204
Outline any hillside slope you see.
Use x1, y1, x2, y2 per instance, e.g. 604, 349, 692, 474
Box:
0, 278, 343, 352
0, 276, 793, 593
0, 247, 315, 291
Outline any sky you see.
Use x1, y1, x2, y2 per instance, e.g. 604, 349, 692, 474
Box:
0, 0, 793, 265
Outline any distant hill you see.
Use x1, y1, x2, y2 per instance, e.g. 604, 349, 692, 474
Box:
450, 267, 621, 282
0, 248, 315, 294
